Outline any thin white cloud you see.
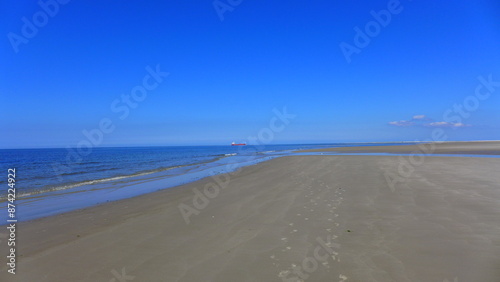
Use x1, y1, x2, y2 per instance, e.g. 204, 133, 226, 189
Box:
426, 121, 469, 127
428, 121, 449, 127
388, 120, 414, 127
389, 115, 470, 128
412, 115, 426, 120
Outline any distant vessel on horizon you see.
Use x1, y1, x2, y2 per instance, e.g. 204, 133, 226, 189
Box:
231, 142, 247, 146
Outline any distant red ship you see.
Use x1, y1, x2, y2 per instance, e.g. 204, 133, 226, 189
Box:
231, 142, 247, 146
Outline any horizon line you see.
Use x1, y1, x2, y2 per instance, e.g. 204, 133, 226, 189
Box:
2, 140, 500, 150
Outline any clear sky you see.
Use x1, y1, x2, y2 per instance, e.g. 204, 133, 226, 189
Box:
2, 0, 500, 148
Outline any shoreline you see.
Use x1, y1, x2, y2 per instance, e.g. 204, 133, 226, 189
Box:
0, 144, 499, 280
1, 153, 279, 223
6, 141, 500, 225
3, 141, 499, 225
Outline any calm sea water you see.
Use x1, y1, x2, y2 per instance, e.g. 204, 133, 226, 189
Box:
0, 144, 331, 198
0, 143, 409, 221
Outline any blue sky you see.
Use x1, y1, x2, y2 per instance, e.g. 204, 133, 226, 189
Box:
2, 0, 500, 148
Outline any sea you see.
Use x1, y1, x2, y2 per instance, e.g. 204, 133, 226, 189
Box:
0, 143, 406, 222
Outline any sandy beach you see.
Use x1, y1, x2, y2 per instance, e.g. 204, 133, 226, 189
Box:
300, 141, 500, 155
1, 143, 500, 281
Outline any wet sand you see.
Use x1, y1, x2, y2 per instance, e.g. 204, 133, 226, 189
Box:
1, 147, 500, 281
